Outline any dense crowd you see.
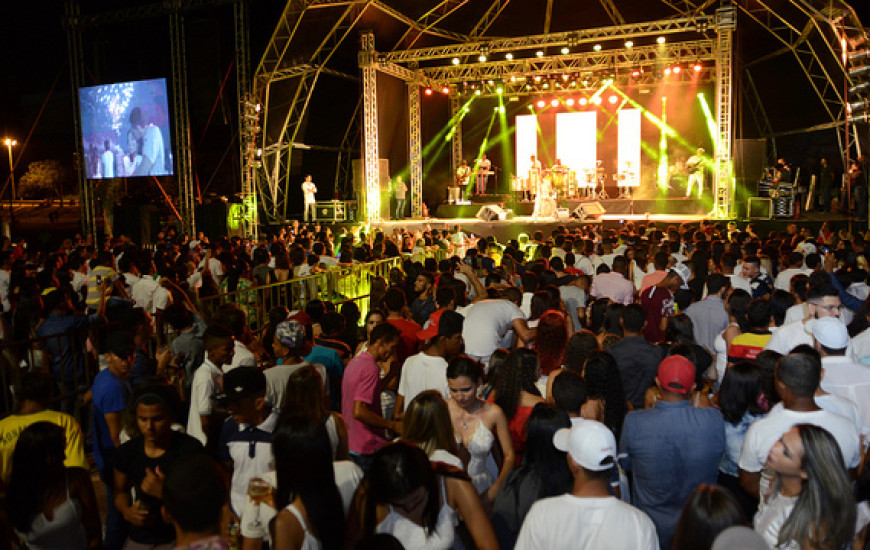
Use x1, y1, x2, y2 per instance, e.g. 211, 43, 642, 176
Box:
2, 217, 870, 549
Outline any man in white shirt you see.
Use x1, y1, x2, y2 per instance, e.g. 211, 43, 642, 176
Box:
100, 140, 114, 179
187, 326, 235, 448
301, 175, 317, 222
590, 256, 635, 306
810, 317, 870, 436
765, 281, 845, 355
462, 287, 534, 366
774, 251, 808, 291
130, 260, 170, 315
516, 420, 659, 550
129, 107, 166, 176
738, 352, 860, 500
394, 310, 464, 418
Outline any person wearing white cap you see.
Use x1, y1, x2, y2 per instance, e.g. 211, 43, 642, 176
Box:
515, 420, 659, 550
810, 316, 870, 436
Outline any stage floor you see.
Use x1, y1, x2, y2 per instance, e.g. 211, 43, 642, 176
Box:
434, 196, 711, 220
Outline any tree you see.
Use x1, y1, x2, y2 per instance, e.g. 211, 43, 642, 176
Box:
18, 159, 70, 200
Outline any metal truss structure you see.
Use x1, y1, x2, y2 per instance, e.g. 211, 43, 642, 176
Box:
714, 6, 735, 218
64, 0, 250, 242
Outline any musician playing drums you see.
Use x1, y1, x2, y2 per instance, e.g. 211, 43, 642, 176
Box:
476, 154, 492, 195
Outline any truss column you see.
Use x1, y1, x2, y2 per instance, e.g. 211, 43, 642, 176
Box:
408, 83, 423, 218
65, 1, 97, 243
361, 32, 380, 222
170, 10, 196, 237
450, 94, 463, 178
236, 0, 258, 238
714, 6, 735, 219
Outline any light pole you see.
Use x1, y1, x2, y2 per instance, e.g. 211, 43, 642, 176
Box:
4, 138, 16, 233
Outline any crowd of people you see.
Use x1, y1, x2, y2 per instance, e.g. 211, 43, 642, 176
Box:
2, 216, 870, 549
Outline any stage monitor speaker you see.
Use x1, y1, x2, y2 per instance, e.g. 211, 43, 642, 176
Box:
572, 201, 606, 219
747, 197, 773, 220
476, 204, 507, 221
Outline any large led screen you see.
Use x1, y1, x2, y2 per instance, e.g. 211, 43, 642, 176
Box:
78, 78, 173, 179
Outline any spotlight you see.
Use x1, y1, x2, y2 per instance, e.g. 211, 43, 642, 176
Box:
510, 75, 516, 82
693, 64, 702, 72
525, 84, 532, 90
608, 95, 618, 104
536, 50, 544, 57
562, 74, 570, 81
441, 86, 450, 94
474, 89, 481, 96
657, 36, 666, 44
578, 97, 588, 106
591, 96, 602, 105
424, 87, 433, 95
625, 41, 633, 48
543, 83, 549, 89
565, 98, 575, 106
528, 104, 535, 111
664, 67, 672, 75
631, 70, 641, 78
672, 66, 681, 74
479, 54, 487, 62
452, 57, 460, 65
551, 99, 559, 107
561, 47, 570, 55
537, 100, 546, 108
496, 86, 504, 94
593, 44, 602, 51
506, 53, 514, 60
499, 106, 506, 113
534, 75, 542, 82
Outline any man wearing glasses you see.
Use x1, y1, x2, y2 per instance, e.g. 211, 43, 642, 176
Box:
764, 281, 849, 356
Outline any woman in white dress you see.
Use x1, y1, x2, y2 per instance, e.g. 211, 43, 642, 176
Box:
401, 390, 463, 468
445, 357, 515, 506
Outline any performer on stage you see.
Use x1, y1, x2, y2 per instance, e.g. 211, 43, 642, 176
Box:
685, 148, 705, 199
301, 174, 317, 221
475, 154, 492, 195
456, 160, 471, 201
527, 155, 542, 202
551, 158, 568, 199
393, 175, 407, 219
532, 172, 556, 219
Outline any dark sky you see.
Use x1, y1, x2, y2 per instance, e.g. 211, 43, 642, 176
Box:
0, 1, 867, 197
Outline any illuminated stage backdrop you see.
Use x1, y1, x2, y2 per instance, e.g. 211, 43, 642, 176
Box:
618, 108, 642, 188
556, 111, 597, 177
515, 114, 538, 178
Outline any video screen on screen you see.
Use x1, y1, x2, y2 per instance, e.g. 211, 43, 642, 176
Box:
78, 78, 173, 179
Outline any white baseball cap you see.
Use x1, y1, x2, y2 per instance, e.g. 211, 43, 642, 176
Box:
806, 317, 849, 350
670, 263, 691, 290
552, 419, 617, 471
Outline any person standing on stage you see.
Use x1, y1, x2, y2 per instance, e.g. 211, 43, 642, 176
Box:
130, 107, 166, 177
528, 154, 542, 202
685, 148, 705, 199
393, 175, 407, 219
551, 158, 567, 198
302, 174, 317, 222
476, 154, 492, 195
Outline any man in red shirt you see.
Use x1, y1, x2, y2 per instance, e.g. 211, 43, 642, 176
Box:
383, 287, 421, 367
639, 265, 689, 343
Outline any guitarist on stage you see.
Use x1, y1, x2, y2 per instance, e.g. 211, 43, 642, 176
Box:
455, 160, 471, 201
685, 147, 706, 199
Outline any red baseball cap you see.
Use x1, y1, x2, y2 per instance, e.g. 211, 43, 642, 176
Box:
416, 309, 446, 340
658, 355, 695, 394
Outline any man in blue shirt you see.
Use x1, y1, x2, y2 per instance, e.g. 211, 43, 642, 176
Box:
619, 354, 725, 549
91, 331, 135, 550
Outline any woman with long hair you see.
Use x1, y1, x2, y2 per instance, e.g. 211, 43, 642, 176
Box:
660, 314, 714, 386
597, 302, 625, 347
272, 410, 345, 550
586, 297, 610, 333
754, 424, 856, 549
713, 289, 752, 385
562, 330, 601, 374
446, 357, 515, 505
354, 309, 386, 357
401, 391, 462, 468
282, 365, 349, 461
490, 404, 572, 549
492, 349, 546, 465
347, 441, 497, 550
580, 351, 628, 441
534, 311, 569, 396
671, 484, 745, 550
6, 422, 102, 549
716, 362, 766, 518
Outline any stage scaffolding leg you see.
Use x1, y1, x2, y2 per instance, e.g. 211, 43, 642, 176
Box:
170, 10, 196, 237
450, 94, 463, 181
714, 6, 735, 219
65, 1, 97, 244
236, 0, 258, 239
408, 83, 422, 218
361, 31, 381, 222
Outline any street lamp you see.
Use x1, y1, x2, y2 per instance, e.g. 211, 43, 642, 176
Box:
4, 138, 16, 233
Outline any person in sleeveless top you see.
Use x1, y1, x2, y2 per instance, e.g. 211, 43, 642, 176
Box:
6, 422, 102, 549
445, 356, 514, 505
272, 411, 345, 550
401, 391, 463, 468
282, 365, 349, 460
346, 441, 498, 550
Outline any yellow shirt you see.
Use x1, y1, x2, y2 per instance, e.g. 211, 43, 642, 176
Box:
0, 409, 88, 483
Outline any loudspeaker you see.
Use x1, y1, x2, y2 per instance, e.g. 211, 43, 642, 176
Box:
572, 201, 606, 219
475, 204, 507, 221
747, 197, 772, 220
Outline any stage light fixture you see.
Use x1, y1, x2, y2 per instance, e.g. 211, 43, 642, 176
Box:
849, 99, 870, 114
625, 41, 634, 48
506, 53, 514, 60
657, 36, 666, 44
850, 65, 870, 79
441, 86, 450, 94
578, 97, 588, 106
591, 96, 602, 105
537, 100, 546, 108
536, 50, 544, 57
510, 75, 517, 82
608, 95, 618, 104
562, 74, 570, 81
424, 87, 433, 95
631, 70, 641, 78
525, 84, 532, 90
849, 50, 870, 63
534, 75, 542, 82
593, 44, 602, 51
474, 89, 481, 96
566, 98, 575, 106
693, 64, 702, 72
488, 80, 494, 85
543, 83, 550, 89
496, 86, 504, 94
561, 47, 570, 55
479, 54, 488, 62
850, 82, 870, 96
664, 67, 672, 75
551, 99, 560, 107
452, 57, 460, 65
672, 66, 681, 74
499, 106, 506, 113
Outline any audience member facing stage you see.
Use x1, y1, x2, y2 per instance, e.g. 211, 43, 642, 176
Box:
160, 454, 228, 550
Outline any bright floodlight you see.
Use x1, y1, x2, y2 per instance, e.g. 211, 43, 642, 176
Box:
609, 95, 618, 104
478, 54, 487, 62
565, 98, 575, 106
672, 66, 681, 74
664, 67, 672, 75
578, 97, 588, 106
625, 41, 633, 48
499, 106, 506, 113
534, 75, 542, 82
591, 96, 602, 105
561, 47, 570, 54
3, 139, 15, 147
551, 99, 559, 107
537, 100, 546, 108
496, 87, 504, 94
536, 50, 544, 57
506, 53, 514, 60
474, 89, 481, 96
441, 86, 450, 94
693, 64, 702, 72
593, 44, 602, 51
657, 36, 666, 44
452, 57, 460, 65
424, 87, 433, 95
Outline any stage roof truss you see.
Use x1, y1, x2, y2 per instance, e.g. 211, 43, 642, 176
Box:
467, 0, 512, 39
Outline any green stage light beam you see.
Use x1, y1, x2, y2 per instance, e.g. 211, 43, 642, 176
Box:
467, 110, 497, 195
658, 97, 669, 190
496, 94, 514, 179
697, 93, 719, 146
